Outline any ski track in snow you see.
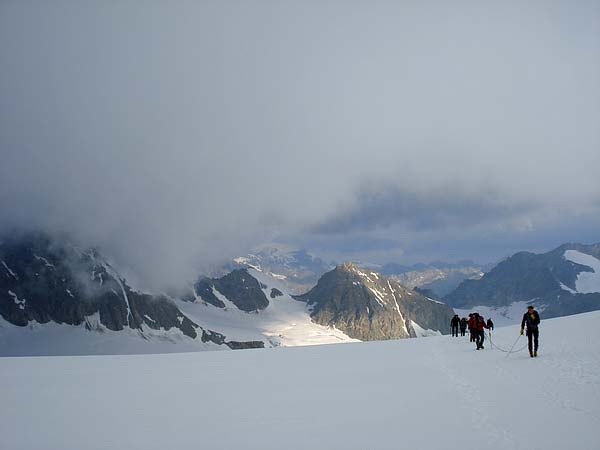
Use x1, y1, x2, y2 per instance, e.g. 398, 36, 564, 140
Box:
423, 343, 527, 450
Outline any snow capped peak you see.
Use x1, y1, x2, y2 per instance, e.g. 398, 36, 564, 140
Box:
233, 256, 251, 265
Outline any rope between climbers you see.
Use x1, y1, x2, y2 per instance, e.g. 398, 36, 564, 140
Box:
486, 330, 528, 354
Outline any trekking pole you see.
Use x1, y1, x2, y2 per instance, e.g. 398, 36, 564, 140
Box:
505, 333, 522, 358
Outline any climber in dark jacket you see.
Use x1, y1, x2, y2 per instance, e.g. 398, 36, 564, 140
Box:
450, 314, 460, 337
486, 318, 494, 331
521, 306, 541, 357
459, 317, 468, 336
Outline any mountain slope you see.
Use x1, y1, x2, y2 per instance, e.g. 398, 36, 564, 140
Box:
0, 233, 261, 355
2, 311, 598, 450
444, 242, 600, 319
0, 232, 357, 355
296, 262, 454, 340
179, 267, 357, 347
194, 269, 270, 312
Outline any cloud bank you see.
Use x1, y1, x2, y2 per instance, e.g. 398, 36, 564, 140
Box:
1, 1, 599, 288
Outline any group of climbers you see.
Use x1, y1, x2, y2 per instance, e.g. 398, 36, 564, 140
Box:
451, 313, 493, 349
449, 306, 540, 357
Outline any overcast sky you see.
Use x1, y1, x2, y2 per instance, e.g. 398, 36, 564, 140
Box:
1, 1, 599, 288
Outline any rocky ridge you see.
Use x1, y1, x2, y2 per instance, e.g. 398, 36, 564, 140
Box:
0, 233, 263, 350
296, 262, 455, 340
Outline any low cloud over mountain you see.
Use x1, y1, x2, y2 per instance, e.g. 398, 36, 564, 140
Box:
1, 1, 598, 289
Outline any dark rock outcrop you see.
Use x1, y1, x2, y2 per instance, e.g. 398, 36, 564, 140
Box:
226, 340, 265, 350
270, 288, 283, 299
193, 269, 269, 312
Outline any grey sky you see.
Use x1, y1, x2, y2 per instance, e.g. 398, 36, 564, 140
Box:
1, 1, 599, 288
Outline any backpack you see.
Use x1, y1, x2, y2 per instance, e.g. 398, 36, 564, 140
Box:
476, 316, 485, 331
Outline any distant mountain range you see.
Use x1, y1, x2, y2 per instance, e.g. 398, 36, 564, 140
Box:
230, 246, 492, 297
3, 232, 599, 355
444, 243, 600, 321
1, 233, 453, 355
382, 261, 494, 297
227, 245, 333, 295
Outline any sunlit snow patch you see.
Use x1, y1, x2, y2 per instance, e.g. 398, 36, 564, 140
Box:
178, 269, 358, 347
410, 320, 441, 337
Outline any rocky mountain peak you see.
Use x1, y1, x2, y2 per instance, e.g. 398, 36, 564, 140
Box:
334, 262, 381, 282
296, 265, 454, 341
338, 261, 357, 272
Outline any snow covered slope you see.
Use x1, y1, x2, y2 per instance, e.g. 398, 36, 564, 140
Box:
564, 250, 600, 294
179, 268, 357, 347
0, 267, 356, 355
2, 311, 598, 450
0, 232, 356, 355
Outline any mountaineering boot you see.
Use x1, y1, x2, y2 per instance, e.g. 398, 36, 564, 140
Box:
534, 350, 538, 357
529, 351, 534, 358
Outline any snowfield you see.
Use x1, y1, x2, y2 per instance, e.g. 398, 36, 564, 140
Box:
1, 311, 599, 450
0, 314, 221, 356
